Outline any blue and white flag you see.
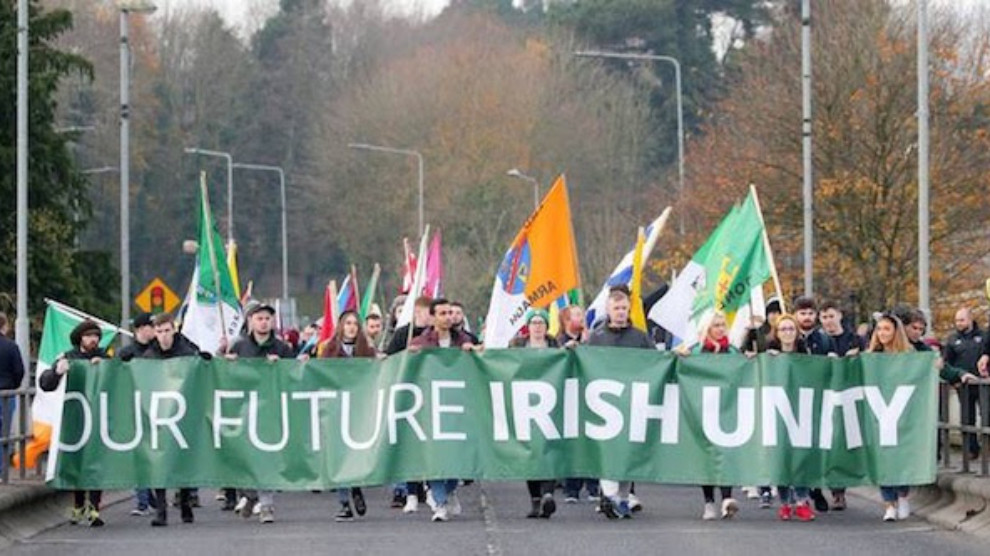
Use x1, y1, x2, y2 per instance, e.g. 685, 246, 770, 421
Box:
585, 208, 671, 328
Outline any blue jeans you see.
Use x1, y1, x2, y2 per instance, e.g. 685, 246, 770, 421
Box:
564, 478, 600, 499
880, 486, 909, 502
135, 488, 153, 510
778, 486, 810, 504
392, 483, 408, 496
0, 398, 16, 476
428, 479, 459, 506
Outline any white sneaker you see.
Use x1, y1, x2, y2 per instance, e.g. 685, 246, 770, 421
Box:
233, 496, 248, 515
883, 505, 897, 522
628, 493, 642, 512
252, 502, 261, 515
721, 498, 739, 519
702, 502, 718, 520
743, 486, 759, 500
449, 492, 462, 516
425, 489, 438, 511
431, 505, 449, 522
896, 498, 910, 520
403, 495, 419, 514
259, 506, 274, 524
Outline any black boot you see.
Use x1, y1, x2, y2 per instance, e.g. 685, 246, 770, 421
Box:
180, 490, 194, 523
539, 493, 556, 518
526, 498, 541, 518
151, 505, 167, 527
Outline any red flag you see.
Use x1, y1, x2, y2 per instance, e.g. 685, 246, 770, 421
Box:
318, 280, 339, 344
401, 237, 417, 294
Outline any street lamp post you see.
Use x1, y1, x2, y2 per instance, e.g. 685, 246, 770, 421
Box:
117, 0, 156, 336
574, 49, 684, 233
506, 168, 539, 210
917, 0, 931, 323
15, 0, 30, 375
184, 147, 234, 245
232, 163, 288, 302
348, 143, 424, 237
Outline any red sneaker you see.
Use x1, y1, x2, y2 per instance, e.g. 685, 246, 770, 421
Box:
795, 502, 816, 522
777, 503, 792, 521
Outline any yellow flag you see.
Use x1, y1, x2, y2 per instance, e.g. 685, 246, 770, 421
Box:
630, 227, 647, 331
226, 240, 242, 301
548, 302, 561, 338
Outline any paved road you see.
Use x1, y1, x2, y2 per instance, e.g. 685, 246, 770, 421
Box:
2, 483, 985, 556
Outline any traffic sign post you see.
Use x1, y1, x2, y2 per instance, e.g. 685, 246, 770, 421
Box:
135, 277, 180, 314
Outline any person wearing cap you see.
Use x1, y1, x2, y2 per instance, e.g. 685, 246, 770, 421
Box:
118, 312, 155, 361
40, 320, 109, 527
408, 297, 481, 523
741, 297, 782, 354
225, 302, 295, 524
587, 285, 653, 520
114, 312, 157, 516
510, 308, 560, 519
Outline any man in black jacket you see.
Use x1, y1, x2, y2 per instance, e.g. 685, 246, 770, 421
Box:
0, 313, 25, 480
117, 312, 155, 361
944, 307, 984, 460
588, 285, 653, 520
141, 313, 205, 526
386, 296, 433, 355
225, 302, 294, 524
40, 320, 108, 527
820, 301, 864, 356
792, 296, 834, 512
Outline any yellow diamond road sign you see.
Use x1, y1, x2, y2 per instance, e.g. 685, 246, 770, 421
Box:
135, 277, 180, 314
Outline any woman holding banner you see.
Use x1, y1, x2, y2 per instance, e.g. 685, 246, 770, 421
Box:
319, 310, 378, 522
511, 308, 560, 519
765, 314, 816, 522
685, 311, 741, 521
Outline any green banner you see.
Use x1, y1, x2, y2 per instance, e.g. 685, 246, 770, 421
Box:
49, 349, 937, 490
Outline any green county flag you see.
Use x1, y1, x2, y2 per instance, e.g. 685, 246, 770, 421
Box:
649, 189, 773, 347
180, 177, 243, 354
24, 301, 119, 477
49, 350, 937, 490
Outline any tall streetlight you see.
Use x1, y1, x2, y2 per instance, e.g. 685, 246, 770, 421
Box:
232, 163, 288, 302
348, 143, 424, 237
15, 0, 30, 375
184, 147, 234, 245
917, 0, 931, 323
801, 0, 814, 297
506, 168, 539, 210
117, 0, 157, 336
574, 50, 684, 233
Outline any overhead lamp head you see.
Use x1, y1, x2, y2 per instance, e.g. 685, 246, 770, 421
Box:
116, 0, 157, 14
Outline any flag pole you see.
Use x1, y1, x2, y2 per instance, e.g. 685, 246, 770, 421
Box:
406, 225, 431, 346
350, 265, 361, 316
44, 298, 133, 337
749, 184, 787, 314
201, 172, 229, 347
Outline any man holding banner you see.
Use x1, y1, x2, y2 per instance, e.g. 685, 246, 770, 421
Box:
588, 285, 653, 520
40, 320, 110, 527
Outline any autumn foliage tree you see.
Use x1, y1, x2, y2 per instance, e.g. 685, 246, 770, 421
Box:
677, 0, 990, 328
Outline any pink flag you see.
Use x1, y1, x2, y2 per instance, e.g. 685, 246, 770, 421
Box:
423, 230, 443, 298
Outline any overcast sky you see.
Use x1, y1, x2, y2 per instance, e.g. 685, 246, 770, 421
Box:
159, 0, 984, 34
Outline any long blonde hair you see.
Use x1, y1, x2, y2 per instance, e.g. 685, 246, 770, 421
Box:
867, 314, 911, 353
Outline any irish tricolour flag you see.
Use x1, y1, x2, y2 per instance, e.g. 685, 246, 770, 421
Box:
180, 175, 243, 354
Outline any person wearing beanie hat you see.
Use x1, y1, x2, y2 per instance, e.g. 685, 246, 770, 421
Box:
39, 319, 109, 528
118, 313, 155, 362
510, 308, 560, 519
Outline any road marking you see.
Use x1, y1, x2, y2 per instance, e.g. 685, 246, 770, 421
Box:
478, 483, 502, 556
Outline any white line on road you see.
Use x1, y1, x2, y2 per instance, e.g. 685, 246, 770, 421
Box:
478, 483, 502, 556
